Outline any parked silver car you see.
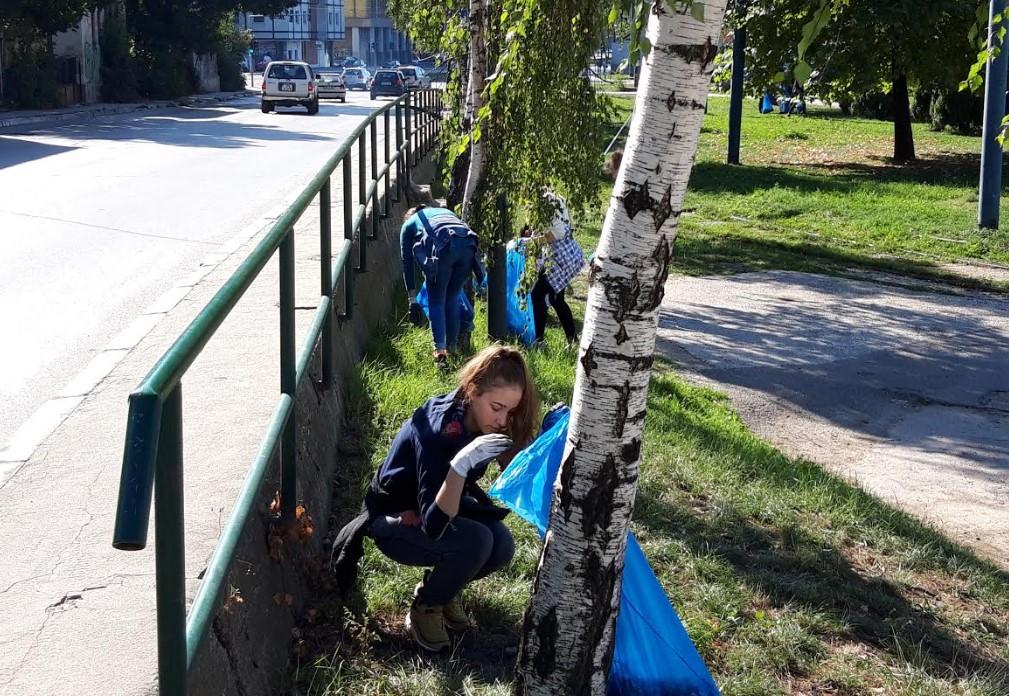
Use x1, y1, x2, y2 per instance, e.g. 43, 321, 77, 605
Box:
261, 61, 319, 114
342, 67, 371, 91
397, 66, 430, 91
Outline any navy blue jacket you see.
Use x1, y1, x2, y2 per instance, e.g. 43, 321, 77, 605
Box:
368, 390, 489, 539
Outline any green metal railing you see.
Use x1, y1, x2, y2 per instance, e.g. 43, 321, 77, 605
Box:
112, 89, 443, 695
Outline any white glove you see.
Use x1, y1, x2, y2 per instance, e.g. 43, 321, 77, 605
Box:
450, 434, 512, 478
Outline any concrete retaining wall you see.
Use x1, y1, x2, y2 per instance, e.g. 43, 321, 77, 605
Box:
187, 157, 435, 695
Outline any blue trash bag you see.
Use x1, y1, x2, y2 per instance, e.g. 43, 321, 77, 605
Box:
489, 409, 721, 696
506, 243, 536, 345
760, 91, 775, 114
415, 282, 474, 329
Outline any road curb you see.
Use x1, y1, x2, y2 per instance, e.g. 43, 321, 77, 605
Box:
0, 90, 253, 132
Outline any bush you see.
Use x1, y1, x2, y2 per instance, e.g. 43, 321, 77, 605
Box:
929, 89, 984, 135
134, 44, 197, 99
10, 43, 61, 109
215, 14, 250, 92
100, 8, 138, 102
851, 91, 892, 121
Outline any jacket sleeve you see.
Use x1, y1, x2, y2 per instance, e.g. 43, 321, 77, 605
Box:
414, 435, 452, 539
401, 217, 419, 292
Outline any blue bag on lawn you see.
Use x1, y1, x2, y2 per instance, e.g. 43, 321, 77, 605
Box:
415, 282, 474, 327
489, 410, 720, 696
506, 243, 536, 345
760, 91, 775, 114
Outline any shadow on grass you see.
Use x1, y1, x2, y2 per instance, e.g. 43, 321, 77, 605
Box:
671, 232, 1009, 294
688, 152, 985, 197
635, 377, 1009, 686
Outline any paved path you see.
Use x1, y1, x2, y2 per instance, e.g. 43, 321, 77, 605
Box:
656, 271, 1009, 566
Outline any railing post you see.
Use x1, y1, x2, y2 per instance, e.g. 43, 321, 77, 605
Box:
319, 180, 333, 387
357, 133, 368, 270
154, 384, 186, 696
395, 102, 404, 195
424, 90, 431, 153
342, 154, 354, 319
383, 108, 391, 215
279, 231, 297, 523
405, 91, 413, 169
370, 119, 379, 239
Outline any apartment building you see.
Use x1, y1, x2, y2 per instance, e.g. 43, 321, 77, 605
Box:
239, 0, 346, 67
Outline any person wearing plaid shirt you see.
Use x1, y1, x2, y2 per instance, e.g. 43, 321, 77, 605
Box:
531, 190, 585, 345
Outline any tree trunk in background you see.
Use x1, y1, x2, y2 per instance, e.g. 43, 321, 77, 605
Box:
892, 71, 916, 162
461, 0, 488, 219
514, 1, 729, 693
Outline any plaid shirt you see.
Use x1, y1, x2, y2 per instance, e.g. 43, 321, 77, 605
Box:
542, 192, 585, 293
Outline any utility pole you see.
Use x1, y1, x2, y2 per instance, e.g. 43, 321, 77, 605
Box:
979, 0, 1009, 229
727, 24, 746, 164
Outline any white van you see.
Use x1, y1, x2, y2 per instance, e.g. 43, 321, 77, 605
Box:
261, 61, 319, 114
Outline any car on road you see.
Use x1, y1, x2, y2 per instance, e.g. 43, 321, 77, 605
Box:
261, 61, 319, 114
313, 67, 347, 102
397, 66, 430, 90
370, 69, 406, 99
382, 59, 402, 69
343, 67, 371, 91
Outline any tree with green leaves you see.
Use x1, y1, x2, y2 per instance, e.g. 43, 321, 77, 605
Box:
122, 0, 294, 98
742, 0, 977, 162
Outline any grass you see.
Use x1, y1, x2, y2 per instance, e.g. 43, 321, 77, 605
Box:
608, 94, 1009, 290
292, 96, 1009, 694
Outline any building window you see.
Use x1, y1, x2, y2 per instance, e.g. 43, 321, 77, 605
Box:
251, 14, 265, 23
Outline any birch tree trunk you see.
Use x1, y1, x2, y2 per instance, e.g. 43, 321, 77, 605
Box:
461, 0, 488, 219
515, 2, 727, 693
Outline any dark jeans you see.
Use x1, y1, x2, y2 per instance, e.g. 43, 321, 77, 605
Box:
369, 512, 515, 605
531, 273, 576, 342
426, 235, 477, 350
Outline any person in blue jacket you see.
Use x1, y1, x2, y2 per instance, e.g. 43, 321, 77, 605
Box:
330, 345, 539, 651
401, 205, 485, 364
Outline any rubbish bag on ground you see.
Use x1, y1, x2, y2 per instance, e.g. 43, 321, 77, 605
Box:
489, 409, 720, 696
415, 282, 474, 327
505, 241, 536, 345
760, 91, 775, 114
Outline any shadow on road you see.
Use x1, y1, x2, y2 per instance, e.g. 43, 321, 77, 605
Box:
0, 137, 77, 170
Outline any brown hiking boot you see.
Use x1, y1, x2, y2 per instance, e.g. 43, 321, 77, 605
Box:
405, 601, 450, 652
414, 572, 474, 632
442, 594, 475, 632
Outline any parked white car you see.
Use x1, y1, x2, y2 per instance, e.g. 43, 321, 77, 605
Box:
342, 67, 371, 91
397, 66, 431, 90
261, 61, 319, 114
313, 67, 347, 102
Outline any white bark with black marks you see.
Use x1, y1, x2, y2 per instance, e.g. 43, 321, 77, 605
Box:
515, 2, 728, 694
461, 0, 488, 219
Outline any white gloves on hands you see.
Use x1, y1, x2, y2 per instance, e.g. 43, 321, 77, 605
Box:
450, 434, 512, 478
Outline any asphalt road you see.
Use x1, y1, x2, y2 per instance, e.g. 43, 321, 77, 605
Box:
0, 89, 387, 446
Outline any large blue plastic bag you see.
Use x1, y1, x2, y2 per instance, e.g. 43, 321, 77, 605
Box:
489, 410, 720, 696
415, 282, 474, 326
506, 241, 536, 345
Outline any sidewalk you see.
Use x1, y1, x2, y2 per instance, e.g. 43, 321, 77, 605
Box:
0, 113, 401, 693
0, 88, 255, 131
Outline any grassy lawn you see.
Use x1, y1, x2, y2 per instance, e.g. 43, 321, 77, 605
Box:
293, 96, 1009, 694
607, 94, 1009, 289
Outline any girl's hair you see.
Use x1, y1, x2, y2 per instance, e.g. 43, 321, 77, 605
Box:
605, 150, 623, 181
458, 344, 539, 453
404, 204, 427, 222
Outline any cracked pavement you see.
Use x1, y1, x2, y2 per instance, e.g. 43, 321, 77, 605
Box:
656, 270, 1009, 566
